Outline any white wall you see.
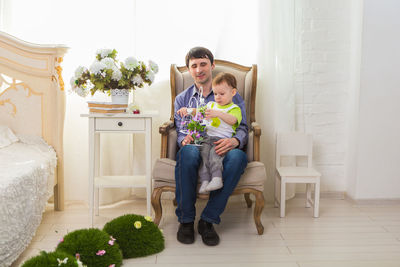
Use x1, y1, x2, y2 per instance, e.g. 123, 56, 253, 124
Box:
352, 0, 400, 199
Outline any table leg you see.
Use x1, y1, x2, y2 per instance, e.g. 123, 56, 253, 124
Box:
145, 118, 152, 216
95, 133, 100, 216
89, 118, 95, 226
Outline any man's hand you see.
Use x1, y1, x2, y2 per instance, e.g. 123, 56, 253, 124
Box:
181, 134, 194, 146
177, 107, 189, 117
214, 138, 239, 156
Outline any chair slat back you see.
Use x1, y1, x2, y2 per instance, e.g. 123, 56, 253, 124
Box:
170, 60, 257, 126
276, 133, 313, 168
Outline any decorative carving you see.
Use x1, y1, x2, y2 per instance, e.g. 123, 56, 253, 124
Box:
0, 73, 43, 116
54, 57, 65, 91
0, 98, 16, 117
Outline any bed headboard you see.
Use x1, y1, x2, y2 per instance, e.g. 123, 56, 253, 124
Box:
0, 31, 68, 210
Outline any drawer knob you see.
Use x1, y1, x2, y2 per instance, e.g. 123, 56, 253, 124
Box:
118, 122, 123, 127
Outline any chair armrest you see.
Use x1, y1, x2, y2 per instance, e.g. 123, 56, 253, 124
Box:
251, 122, 261, 161
251, 122, 261, 137
159, 120, 176, 158
159, 120, 174, 135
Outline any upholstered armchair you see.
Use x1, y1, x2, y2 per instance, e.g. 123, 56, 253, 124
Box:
151, 60, 267, 234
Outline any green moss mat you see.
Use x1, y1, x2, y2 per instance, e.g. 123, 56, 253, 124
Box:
56, 228, 123, 267
22, 251, 78, 267
103, 214, 165, 258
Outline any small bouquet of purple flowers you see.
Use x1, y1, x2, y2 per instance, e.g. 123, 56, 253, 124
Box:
181, 105, 208, 145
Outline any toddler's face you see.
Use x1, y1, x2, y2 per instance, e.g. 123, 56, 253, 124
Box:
213, 82, 236, 106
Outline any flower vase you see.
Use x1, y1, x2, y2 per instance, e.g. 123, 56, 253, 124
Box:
194, 138, 203, 146
111, 89, 129, 104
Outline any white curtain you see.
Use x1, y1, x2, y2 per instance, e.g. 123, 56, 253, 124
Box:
1, 0, 295, 204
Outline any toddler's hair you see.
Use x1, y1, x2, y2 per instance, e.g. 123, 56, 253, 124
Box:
212, 72, 237, 89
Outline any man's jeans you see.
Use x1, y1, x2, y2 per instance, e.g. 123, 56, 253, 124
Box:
175, 145, 248, 224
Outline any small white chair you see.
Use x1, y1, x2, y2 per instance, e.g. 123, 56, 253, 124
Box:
274, 132, 321, 218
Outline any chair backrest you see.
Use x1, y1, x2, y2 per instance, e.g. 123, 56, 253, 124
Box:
170, 59, 257, 127
276, 132, 313, 168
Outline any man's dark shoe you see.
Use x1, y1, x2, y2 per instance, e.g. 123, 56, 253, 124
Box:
177, 222, 195, 244
198, 219, 220, 246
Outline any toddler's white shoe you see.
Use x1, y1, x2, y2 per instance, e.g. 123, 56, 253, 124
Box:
199, 181, 209, 194
206, 177, 223, 191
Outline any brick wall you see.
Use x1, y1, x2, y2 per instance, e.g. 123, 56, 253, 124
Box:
294, 0, 351, 192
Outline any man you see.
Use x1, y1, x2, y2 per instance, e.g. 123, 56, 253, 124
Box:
174, 47, 248, 246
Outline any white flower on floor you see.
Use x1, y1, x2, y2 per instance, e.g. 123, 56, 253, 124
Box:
76, 259, 87, 267
57, 257, 68, 266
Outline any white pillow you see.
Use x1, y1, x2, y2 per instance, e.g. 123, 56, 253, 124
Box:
0, 125, 19, 148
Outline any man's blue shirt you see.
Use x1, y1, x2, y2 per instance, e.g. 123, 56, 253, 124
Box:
174, 84, 248, 149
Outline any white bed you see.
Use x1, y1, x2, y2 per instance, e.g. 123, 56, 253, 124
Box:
0, 31, 68, 266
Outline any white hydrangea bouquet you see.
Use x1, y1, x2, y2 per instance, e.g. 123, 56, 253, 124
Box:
70, 49, 158, 97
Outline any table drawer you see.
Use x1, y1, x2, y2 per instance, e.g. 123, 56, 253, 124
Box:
95, 118, 145, 131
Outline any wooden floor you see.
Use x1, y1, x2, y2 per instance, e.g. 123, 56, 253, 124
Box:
12, 196, 400, 267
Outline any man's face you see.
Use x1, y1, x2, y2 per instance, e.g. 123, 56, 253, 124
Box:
188, 57, 214, 86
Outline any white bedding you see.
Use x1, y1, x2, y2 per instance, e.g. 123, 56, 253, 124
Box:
0, 135, 57, 267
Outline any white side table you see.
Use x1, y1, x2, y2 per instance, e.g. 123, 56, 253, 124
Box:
81, 112, 158, 226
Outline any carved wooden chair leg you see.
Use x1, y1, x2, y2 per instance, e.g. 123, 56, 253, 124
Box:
244, 192, 252, 208
151, 187, 163, 226
253, 190, 265, 235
